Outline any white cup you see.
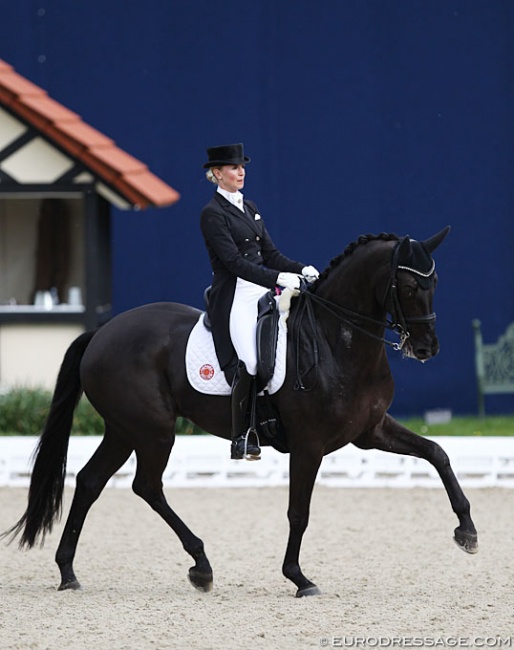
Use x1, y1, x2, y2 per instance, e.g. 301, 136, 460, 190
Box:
68, 287, 82, 306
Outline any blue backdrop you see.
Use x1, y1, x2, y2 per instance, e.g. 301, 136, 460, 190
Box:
2, 0, 513, 416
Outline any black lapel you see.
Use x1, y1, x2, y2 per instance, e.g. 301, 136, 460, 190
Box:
243, 201, 263, 235
214, 193, 262, 235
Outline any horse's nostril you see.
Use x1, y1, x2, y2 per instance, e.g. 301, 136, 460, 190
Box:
415, 340, 439, 360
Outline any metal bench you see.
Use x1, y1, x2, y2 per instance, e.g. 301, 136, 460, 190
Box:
472, 319, 514, 417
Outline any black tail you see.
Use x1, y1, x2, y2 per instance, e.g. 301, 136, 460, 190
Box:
1, 329, 98, 548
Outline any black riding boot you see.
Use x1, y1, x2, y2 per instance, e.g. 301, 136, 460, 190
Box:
231, 362, 261, 460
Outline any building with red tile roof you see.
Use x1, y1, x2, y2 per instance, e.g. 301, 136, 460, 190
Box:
0, 58, 180, 209
0, 58, 181, 387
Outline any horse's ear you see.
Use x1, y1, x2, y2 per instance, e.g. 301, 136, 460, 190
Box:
422, 226, 451, 253
397, 235, 413, 259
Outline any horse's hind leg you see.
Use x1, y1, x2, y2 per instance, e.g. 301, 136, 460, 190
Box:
132, 438, 213, 593
353, 414, 478, 553
55, 428, 133, 590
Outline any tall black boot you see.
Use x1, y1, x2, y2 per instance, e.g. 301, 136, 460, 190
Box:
231, 362, 261, 460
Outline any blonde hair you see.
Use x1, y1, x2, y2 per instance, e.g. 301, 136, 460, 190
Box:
205, 168, 219, 184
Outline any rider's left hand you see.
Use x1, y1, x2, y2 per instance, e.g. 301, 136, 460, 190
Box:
302, 265, 320, 283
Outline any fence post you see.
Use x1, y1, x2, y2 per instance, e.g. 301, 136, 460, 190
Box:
472, 319, 486, 418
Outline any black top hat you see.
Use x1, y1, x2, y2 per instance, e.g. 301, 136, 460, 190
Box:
203, 143, 251, 168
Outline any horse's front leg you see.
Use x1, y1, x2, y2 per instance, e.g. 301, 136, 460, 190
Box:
353, 414, 478, 554
283, 447, 324, 597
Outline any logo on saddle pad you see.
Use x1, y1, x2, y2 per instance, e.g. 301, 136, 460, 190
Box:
199, 364, 215, 381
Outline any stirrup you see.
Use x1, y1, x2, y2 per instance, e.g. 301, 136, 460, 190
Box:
231, 428, 261, 461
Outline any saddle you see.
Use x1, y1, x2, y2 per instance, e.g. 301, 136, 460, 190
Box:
203, 287, 280, 388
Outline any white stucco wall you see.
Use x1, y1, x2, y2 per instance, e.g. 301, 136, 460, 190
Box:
0, 323, 84, 389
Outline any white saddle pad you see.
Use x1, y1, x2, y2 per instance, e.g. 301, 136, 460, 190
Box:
185, 312, 288, 396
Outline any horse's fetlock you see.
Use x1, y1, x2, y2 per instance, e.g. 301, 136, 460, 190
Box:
188, 540, 205, 559
282, 562, 300, 580
55, 552, 73, 569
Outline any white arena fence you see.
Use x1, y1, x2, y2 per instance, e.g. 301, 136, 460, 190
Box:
1, 435, 514, 489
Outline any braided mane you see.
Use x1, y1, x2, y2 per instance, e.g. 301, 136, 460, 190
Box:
312, 232, 400, 292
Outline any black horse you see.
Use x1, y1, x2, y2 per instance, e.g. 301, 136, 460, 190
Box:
3, 228, 478, 597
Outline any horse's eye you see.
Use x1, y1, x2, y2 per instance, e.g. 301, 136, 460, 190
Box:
402, 285, 416, 299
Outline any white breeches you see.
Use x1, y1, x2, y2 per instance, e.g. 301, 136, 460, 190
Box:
229, 278, 268, 376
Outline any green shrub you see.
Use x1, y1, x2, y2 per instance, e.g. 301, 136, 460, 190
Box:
0, 387, 51, 435
0, 387, 205, 435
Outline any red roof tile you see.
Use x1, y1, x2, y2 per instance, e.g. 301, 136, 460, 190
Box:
0, 59, 180, 209
56, 121, 114, 148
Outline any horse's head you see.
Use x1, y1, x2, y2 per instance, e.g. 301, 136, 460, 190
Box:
389, 226, 450, 361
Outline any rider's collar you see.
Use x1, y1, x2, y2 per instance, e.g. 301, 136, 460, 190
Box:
217, 187, 245, 212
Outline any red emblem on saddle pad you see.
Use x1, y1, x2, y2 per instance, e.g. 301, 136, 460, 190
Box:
199, 364, 215, 380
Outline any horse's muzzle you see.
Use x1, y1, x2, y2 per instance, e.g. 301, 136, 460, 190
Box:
407, 335, 439, 362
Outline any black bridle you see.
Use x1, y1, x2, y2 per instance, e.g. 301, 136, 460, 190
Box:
291, 238, 438, 390
386, 236, 437, 348
301, 251, 436, 350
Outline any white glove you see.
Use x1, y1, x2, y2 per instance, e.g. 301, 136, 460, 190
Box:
302, 265, 320, 283
277, 272, 301, 291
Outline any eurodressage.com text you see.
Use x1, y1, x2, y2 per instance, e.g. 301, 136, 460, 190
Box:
319, 637, 513, 648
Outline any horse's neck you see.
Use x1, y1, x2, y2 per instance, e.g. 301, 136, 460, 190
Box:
286, 254, 391, 393
318, 246, 389, 319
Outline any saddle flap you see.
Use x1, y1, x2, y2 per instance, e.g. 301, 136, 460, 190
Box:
256, 291, 280, 386
203, 286, 212, 331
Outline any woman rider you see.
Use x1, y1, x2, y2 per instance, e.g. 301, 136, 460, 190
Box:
200, 143, 319, 460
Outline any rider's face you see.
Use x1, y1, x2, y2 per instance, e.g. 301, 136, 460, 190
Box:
215, 164, 245, 193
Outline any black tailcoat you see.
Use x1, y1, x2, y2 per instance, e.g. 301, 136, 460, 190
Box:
200, 192, 304, 377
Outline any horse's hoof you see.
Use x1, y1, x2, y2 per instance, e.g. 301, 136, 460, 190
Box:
453, 528, 478, 554
296, 584, 321, 598
58, 579, 82, 591
188, 567, 213, 593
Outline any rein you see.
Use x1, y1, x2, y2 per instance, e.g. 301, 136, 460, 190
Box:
301, 290, 406, 350
291, 238, 437, 390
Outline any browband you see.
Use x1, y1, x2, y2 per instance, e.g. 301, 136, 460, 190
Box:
397, 260, 435, 278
